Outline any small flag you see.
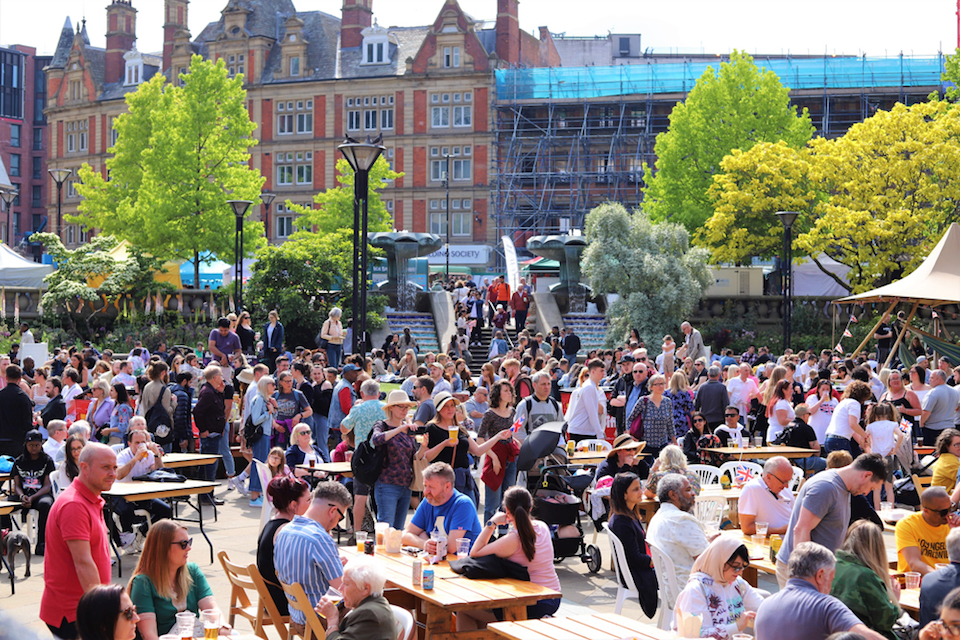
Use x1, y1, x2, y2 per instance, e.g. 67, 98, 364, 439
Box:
933, 311, 939, 319
735, 464, 755, 484
843, 329, 852, 338
900, 418, 913, 434
850, 315, 858, 323
510, 414, 525, 433
835, 343, 844, 353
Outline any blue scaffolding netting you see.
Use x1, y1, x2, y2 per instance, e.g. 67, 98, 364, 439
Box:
496, 56, 947, 101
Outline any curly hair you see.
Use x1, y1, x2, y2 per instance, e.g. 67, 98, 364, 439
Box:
489, 379, 514, 409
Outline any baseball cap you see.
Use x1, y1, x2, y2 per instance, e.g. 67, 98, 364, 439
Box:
342, 363, 361, 373
619, 354, 636, 364
24, 429, 43, 443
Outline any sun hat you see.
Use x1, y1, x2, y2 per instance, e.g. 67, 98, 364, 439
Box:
236, 368, 255, 385
383, 389, 417, 410
433, 391, 460, 412
609, 433, 646, 455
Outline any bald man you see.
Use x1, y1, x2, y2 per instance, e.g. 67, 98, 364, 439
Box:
896, 485, 960, 575
738, 456, 796, 536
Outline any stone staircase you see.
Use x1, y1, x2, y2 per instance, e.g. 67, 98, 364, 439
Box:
562, 314, 609, 352
386, 312, 440, 354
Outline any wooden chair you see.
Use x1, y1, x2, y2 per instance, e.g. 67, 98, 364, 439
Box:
280, 580, 327, 640
218, 551, 261, 630
246, 562, 291, 639
912, 474, 933, 499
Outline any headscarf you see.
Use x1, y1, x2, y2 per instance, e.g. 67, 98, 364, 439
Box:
690, 534, 748, 586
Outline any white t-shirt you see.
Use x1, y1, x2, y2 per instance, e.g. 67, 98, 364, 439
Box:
116, 446, 157, 482
738, 476, 795, 531
866, 419, 900, 457
766, 399, 796, 443
727, 377, 759, 418
826, 398, 861, 440
808, 397, 838, 443
798, 362, 817, 388
43, 438, 65, 460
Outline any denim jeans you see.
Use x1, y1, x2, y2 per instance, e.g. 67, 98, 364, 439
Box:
374, 481, 412, 530
326, 344, 343, 368
218, 428, 236, 477
483, 459, 518, 524
249, 435, 271, 494
200, 434, 222, 482
312, 415, 331, 463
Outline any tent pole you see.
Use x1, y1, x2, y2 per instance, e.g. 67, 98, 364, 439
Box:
851, 299, 898, 358
832, 304, 836, 350
883, 301, 918, 370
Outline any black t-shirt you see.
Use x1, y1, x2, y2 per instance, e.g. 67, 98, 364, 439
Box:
876, 323, 893, 349
426, 424, 471, 469
784, 419, 818, 449
12, 452, 55, 496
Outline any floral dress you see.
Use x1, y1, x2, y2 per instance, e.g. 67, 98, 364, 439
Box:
628, 395, 674, 449
665, 389, 694, 439
673, 572, 763, 639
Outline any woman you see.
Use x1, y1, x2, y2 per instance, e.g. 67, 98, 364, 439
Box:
87, 379, 116, 442
665, 371, 695, 441
236, 311, 256, 354
478, 362, 499, 391
71, 352, 90, 388
478, 381, 522, 524
881, 369, 921, 445
256, 476, 311, 616
606, 472, 658, 617
910, 336, 927, 360
673, 535, 763, 638
461, 487, 562, 629
834, 365, 852, 390
455, 360, 473, 393
77, 583, 140, 640
263, 309, 286, 372
643, 444, 702, 499
830, 520, 901, 640
248, 376, 278, 507
445, 361, 462, 393
398, 326, 419, 355
908, 364, 933, 405
31, 367, 50, 413
319, 307, 344, 368
423, 391, 513, 507
57, 432, 85, 488
104, 383, 134, 442
918, 586, 960, 639
824, 381, 873, 457
756, 365, 788, 441
284, 423, 324, 478
595, 434, 649, 482
92, 360, 112, 384
765, 379, 796, 444
137, 362, 176, 438
310, 366, 334, 462
932, 429, 960, 492
682, 411, 709, 464
808, 379, 840, 445
271, 371, 312, 450
128, 520, 232, 640
314, 556, 396, 640
661, 335, 676, 375
397, 349, 418, 379
371, 390, 420, 528
625, 374, 675, 458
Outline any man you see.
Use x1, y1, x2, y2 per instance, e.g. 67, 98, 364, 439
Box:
403, 462, 482, 551
726, 363, 759, 423
19, 322, 34, 345
513, 370, 564, 442
0, 364, 36, 457
740, 345, 758, 366
113, 428, 173, 537
170, 372, 195, 453
713, 406, 749, 447
755, 542, 887, 640
921, 370, 960, 445
112, 360, 136, 388
647, 474, 712, 606
754, 346, 773, 367
799, 352, 819, 390
677, 321, 707, 363
154, 342, 172, 365
193, 365, 227, 505
738, 456, 796, 536
566, 359, 607, 443
717, 349, 737, 370
783, 404, 826, 472
775, 452, 887, 587
341, 379, 384, 540
40, 443, 116, 639
463, 386, 489, 422
39, 376, 67, 430
608, 354, 638, 434
327, 364, 360, 436
510, 283, 530, 332
274, 481, 351, 636
896, 485, 960, 575
428, 361, 452, 398
694, 366, 728, 430
874, 313, 894, 366
920, 527, 960, 625
502, 357, 533, 400
208, 317, 242, 368
11, 429, 55, 554
561, 327, 581, 363
43, 420, 69, 460
412, 376, 437, 427
494, 275, 511, 317
275, 355, 291, 374
941, 357, 957, 387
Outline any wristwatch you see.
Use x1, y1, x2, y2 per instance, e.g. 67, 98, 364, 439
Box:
485, 519, 495, 528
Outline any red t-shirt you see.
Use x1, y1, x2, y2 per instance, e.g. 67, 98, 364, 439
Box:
40, 480, 111, 626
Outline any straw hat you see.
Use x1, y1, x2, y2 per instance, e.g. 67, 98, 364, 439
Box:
383, 389, 417, 411
235, 369, 255, 385
433, 391, 460, 412
609, 433, 646, 455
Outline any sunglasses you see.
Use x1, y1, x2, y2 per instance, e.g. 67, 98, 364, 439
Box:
329, 504, 346, 521
171, 538, 193, 550
121, 605, 137, 621
927, 505, 959, 517
725, 413, 739, 418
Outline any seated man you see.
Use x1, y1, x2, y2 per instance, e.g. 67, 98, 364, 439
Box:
713, 406, 750, 447
112, 360, 136, 388
113, 428, 173, 541
755, 541, 886, 640
315, 555, 396, 640
896, 485, 959, 575
738, 456, 796, 536
11, 429, 55, 555
274, 481, 351, 637
920, 527, 960, 625
403, 462, 482, 552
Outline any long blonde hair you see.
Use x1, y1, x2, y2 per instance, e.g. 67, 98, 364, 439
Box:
841, 520, 900, 609
130, 520, 193, 604
761, 366, 788, 406
668, 371, 689, 394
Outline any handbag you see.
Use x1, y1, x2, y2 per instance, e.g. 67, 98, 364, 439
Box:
628, 396, 648, 440
242, 412, 263, 444
316, 320, 329, 350
351, 427, 386, 487
409, 456, 429, 492
133, 469, 187, 483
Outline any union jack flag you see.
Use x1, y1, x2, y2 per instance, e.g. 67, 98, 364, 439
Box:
850, 315, 858, 323
735, 464, 755, 484
511, 414, 524, 433
900, 418, 913, 434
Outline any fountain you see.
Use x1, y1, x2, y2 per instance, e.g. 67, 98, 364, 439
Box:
526, 234, 590, 313
368, 232, 443, 312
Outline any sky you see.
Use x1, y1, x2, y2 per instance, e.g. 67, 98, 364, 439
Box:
0, 0, 955, 59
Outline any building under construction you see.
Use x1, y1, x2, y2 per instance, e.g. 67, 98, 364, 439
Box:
492, 54, 945, 252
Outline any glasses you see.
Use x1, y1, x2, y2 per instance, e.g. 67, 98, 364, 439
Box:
768, 473, 792, 487
939, 620, 960, 636
171, 538, 193, 550
725, 561, 749, 573
651, 382, 665, 387
120, 605, 137, 621
725, 413, 739, 418
693, 419, 705, 424
926, 504, 959, 517
637, 358, 647, 362
329, 504, 345, 521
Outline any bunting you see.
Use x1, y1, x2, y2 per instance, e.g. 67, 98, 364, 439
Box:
835, 343, 844, 353
850, 315, 858, 323
843, 329, 852, 338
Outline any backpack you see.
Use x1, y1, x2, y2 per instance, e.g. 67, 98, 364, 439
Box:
514, 374, 534, 401
351, 427, 386, 487
771, 420, 800, 446
145, 386, 174, 445
242, 413, 263, 444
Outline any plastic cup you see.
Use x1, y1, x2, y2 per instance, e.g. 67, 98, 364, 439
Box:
755, 522, 769, 537
754, 436, 763, 448
309, 458, 315, 468
457, 537, 470, 558
751, 534, 765, 549
201, 610, 219, 640
356, 531, 367, 553
880, 501, 893, 513
345, 450, 354, 462
324, 585, 343, 609
936, 563, 951, 572
375, 522, 389, 546
176, 612, 196, 640
905, 571, 921, 590
448, 427, 458, 443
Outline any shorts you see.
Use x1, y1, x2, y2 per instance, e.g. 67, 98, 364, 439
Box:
354, 479, 370, 497
884, 454, 896, 483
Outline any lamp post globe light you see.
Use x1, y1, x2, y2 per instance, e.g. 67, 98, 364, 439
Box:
338, 134, 386, 356
48, 168, 73, 240
0, 188, 17, 246
776, 210, 799, 353
227, 199, 253, 311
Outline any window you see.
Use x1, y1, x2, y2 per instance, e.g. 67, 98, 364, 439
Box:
452, 212, 470, 236
380, 108, 394, 130
278, 112, 294, 135
33, 128, 42, 150
228, 54, 245, 78
365, 42, 385, 64
430, 159, 444, 182
66, 225, 76, 244
289, 56, 300, 77
277, 163, 293, 186
66, 120, 87, 153
347, 110, 360, 131
429, 213, 446, 236
452, 158, 471, 180
297, 108, 313, 134
8, 154, 19, 177
364, 109, 377, 130
431, 106, 449, 128
66, 176, 78, 198
385, 200, 393, 212
453, 105, 472, 127
295, 151, 313, 184
276, 216, 294, 238
277, 151, 312, 186
32, 156, 41, 180
31, 185, 41, 207
110, 117, 119, 146
10, 124, 20, 147
9, 184, 19, 206
443, 47, 460, 68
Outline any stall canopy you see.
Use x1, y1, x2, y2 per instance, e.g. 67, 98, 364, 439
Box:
87, 241, 183, 289
793, 255, 851, 297
0, 243, 53, 288
180, 254, 232, 288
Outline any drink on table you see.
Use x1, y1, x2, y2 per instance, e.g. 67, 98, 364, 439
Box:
356, 531, 367, 553
201, 610, 219, 640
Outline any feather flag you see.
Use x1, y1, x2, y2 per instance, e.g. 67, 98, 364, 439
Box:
843, 329, 853, 338
144, 295, 151, 315
13, 294, 19, 325
1, 287, 6, 320
155, 293, 163, 316
850, 315, 858, 323
835, 343, 844, 353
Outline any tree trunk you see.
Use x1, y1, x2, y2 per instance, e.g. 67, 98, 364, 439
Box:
194, 249, 200, 291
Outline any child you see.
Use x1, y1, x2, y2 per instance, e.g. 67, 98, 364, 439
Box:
266, 446, 293, 479
661, 335, 676, 375
865, 402, 904, 510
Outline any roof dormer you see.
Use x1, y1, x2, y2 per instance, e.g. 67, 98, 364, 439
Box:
278, 15, 308, 79
361, 21, 390, 65
123, 43, 144, 86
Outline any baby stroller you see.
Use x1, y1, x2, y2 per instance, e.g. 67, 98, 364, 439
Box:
532, 463, 602, 573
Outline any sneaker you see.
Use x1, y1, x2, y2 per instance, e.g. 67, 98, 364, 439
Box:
225, 477, 235, 491
250, 497, 264, 508
232, 477, 250, 496
119, 532, 136, 549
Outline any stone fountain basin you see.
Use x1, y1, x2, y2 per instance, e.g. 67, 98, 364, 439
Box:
526, 235, 587, 262
369, 232, 443, 257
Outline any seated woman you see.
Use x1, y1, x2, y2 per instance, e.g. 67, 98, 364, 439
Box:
128, 519, 233, 640
606, 472, 658, 618
257, 476, 312, 616
931, 429, 960, 493
918, 586, 960, 640
682, 411, 708, 464
11, 429, 55, 555
285, 423, 325, 480
595, 434, 649, 482
643, 444, 702, 499
314, 555, 397, 640
830, 520, 901, 640
673, 535, 763, 638
458, 486, 562, 630
77, 583, 140, 640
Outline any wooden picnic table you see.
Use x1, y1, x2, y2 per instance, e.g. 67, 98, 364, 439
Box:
704, 445, 818, 459
489, 613, 676, 640
296, 461, 352, 477
160, 452, 221, 469
901, 587, 920, 615
340, 545, 560, 640
636, 487, 743, 525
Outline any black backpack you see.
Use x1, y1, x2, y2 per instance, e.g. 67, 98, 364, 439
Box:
242, 413, 263, 444
351, 427, 386, 487
145, 386, 174, 445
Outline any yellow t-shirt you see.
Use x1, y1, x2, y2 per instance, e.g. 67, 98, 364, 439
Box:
932, 453, 960, 493
895, 511, 949, 572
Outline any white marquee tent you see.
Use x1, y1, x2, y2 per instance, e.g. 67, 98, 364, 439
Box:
0, 243, 53, 288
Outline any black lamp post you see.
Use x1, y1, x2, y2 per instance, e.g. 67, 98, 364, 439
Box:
227, 199, 253, 311
338, 135, 385, 356
776, 210, 799, 353
0, 189, 17, 245
443, 154, 451, 284
48, 168, 72, 240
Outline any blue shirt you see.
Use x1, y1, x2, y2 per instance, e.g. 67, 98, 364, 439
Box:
273, 515, 343, 625
625, 384, 643, 421
755, 578, 861, 640
410, 489, 482, 544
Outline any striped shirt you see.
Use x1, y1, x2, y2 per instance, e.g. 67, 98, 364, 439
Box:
273, 515, 343, 624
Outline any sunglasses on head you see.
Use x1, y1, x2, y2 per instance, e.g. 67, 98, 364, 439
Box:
171, 538, 193, 550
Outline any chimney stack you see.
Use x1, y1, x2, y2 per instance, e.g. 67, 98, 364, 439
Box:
163, 0, 189, 73
496, 0, 520, 67
341, 0, 373, 49
105, 0, 137, 84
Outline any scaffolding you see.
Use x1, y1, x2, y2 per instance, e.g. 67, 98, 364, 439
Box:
492, 54, 945, 257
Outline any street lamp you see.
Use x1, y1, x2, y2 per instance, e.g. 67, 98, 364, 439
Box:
0, 188, 17, 246
338, 134, 385, 356
443, 154, 451, 283
776, 210, 799, 353
227, 199, 253, 311
48, 168, 72, 240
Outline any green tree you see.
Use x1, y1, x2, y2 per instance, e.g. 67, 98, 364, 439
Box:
581, 202, 712, 347
643, 51, 815, 233
74, 55, 265, 287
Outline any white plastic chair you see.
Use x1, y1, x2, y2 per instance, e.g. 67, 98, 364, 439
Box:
687, 464, 721, 486
253, 459, 276, 534
578, 438, 612, 452
603, 522, 639, 615
718, 460, 763, 485
789, 465, 805, 492
23, 509, 39, 545
694, 496, 726, 531
390, 605, 415, 640
648, 540, 681, 631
